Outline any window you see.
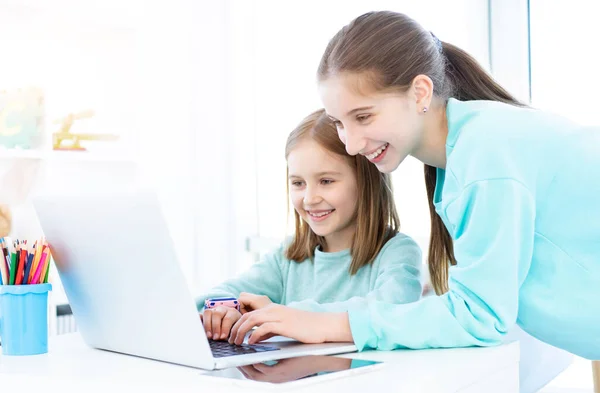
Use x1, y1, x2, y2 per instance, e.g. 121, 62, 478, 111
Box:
529, 0, 600, 126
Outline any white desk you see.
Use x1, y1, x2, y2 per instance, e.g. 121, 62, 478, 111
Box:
1, 333, 519, 393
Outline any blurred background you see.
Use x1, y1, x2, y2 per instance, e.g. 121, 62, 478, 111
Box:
0, 1, 597, 390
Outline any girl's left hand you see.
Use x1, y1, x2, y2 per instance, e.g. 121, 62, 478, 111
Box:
229, 304, 352, 345
229, 304, 325, 345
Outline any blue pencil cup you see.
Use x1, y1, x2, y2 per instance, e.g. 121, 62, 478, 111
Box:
0, 283, 52, 356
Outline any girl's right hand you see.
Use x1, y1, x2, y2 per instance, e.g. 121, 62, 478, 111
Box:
200, 306, 242, 340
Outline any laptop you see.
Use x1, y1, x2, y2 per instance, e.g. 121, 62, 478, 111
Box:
33, 189, 357, 370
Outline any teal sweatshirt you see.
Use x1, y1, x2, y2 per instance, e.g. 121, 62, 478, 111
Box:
196, 233, 422, 313
349, 98, 600, 360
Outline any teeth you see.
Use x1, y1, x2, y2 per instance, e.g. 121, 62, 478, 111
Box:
309, 210, 332, 217
366, 143, 388, 160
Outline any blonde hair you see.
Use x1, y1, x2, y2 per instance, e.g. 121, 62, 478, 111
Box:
284, 109, 400, 275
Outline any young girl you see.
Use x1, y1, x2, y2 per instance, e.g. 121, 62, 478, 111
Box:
229, 10, 600, 363
198, 108, 422, 340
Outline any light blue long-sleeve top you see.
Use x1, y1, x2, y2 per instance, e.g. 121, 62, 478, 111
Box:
196, 233, 422, 313
349, 98, 600, 360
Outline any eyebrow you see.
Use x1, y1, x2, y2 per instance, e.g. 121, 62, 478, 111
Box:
327, 106, 374, 121
346, 106, 374, 116
288, 171, 342, 178
316, 171, 342, 176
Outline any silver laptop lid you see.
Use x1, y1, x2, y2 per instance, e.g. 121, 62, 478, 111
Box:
33, 190, 214, 369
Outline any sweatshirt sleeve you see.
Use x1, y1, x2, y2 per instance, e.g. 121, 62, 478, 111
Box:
286, 234, 422, 312
348, 179, 535, 351
195, 246, 285, 311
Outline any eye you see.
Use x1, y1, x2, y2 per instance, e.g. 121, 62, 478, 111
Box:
320, 179, 334, 185
356, 114, 371, 123
291, 180, 304, 187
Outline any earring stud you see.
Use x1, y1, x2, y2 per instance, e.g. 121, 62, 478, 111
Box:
423, 107, 428, 113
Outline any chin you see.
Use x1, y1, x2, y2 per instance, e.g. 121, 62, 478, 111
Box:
377, 153, 404, 173
307, 224, 332, 238
375, 160, 399, 173
309, 228, 330, 237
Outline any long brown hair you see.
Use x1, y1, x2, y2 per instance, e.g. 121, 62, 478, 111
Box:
284, 109, 399, 275
318, 11, 522, 294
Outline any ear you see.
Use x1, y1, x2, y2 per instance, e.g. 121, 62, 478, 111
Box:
410, 74, 434, 113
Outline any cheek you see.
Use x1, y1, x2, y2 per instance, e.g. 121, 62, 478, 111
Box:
372, 120, 397, 142
391, 110, 418, 139
336, 185, 359, 212
371, 111, 411, 143
290, 192, 305, 212
347, 194, 359, 214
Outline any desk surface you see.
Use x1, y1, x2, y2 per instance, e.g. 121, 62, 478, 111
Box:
1, 333, 519, 393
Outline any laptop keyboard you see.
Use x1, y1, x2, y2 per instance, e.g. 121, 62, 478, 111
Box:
209, 339, 280, 358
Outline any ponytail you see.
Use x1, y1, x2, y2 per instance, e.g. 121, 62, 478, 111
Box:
426, 41, 523, 295
441, 41, 523, 105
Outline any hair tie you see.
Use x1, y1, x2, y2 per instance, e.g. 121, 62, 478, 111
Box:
430, 32, 443, 53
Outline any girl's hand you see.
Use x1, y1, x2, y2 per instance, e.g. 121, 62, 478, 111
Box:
200, 306, 243, 340
228, 304, 353, 345
238, 292, 273, 314
0, 204, 11, 238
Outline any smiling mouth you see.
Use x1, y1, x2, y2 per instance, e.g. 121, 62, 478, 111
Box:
365, 143, 389, 160
307, 210, 335, 220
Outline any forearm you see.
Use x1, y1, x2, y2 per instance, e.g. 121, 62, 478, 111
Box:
322, 312, 353, 343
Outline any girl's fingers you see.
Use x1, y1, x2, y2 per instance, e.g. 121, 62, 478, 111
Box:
220, 310, 242, 340
202, 310, 213, 338
232, 312, 267, 345
228, 315, 245, 344
210, 306, 227, 340
232, 317, 254, 345
248, 323, 278, 344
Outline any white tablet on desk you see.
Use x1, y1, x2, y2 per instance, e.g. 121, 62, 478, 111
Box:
197, 355, 384, 389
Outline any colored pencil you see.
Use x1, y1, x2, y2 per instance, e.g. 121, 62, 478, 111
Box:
23, 244, 35, 285
28, 239, 43, 284
42, 248, 51, 283
0, 238, 10, 284
31, 247, 49, 285
15, 241, 26, 285
0, 240, 7, 285
9, 246, 17, 285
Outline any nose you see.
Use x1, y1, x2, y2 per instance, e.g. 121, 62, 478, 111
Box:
303, 185, 321, 206
343, 127, 366, 156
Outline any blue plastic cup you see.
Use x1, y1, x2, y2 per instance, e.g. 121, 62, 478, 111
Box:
0, 283, 52, 356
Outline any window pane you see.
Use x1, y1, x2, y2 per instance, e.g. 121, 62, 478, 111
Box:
530, 0, 600, 126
